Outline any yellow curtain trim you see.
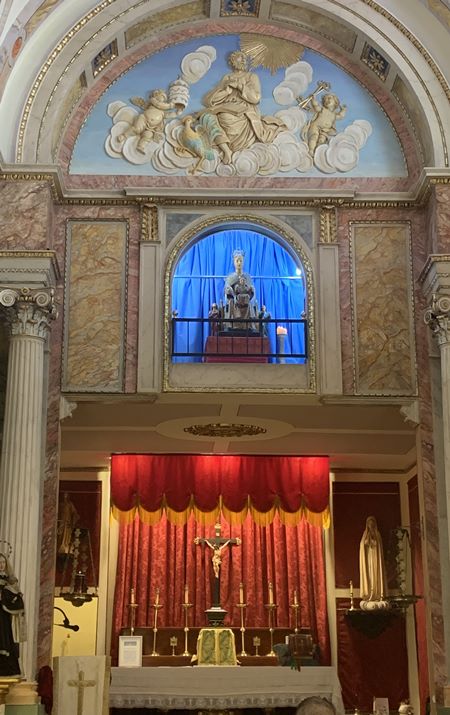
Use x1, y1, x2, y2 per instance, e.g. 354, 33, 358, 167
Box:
111, 504, 136, 524
111, 501, 330, 528
249, 504, 277, 526
165, 505, 191, 526
278, 507, 303, 527
221, 504, 248, 526
192, 505, 221, 526
137, 505, 164, 525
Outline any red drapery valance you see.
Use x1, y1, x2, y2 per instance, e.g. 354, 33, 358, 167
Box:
110, 454, 330, 527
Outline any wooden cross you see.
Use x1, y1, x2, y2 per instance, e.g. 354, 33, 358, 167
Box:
67, 670, 96, 715
194, 522, 240, 608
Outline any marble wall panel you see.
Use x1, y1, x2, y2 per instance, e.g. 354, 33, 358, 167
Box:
54, 205, 139, 394
63, 220, 128, 392
351, 222, 416, 395
433, 185, 450, 253
0, 180, 53, 249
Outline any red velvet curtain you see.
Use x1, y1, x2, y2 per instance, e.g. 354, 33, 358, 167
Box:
112, 513, 330, 665
110, 454, 330, 526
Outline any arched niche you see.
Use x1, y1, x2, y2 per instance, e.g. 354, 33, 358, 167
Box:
137, 213, 316, 393
137, 209, 343, 395
170, 222, 308, 365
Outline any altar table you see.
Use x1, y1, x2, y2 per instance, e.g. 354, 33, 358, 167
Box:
109, 665, 344, 712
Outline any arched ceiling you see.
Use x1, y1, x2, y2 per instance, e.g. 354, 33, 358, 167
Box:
0, 0, 449, 181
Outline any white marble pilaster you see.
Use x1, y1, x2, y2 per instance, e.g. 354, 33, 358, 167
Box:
0, 286, 56, 679
137, 242, 162, 392
318, 207, 342, 395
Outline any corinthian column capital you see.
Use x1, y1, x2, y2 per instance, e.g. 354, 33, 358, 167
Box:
0, 286, 57, 338
424, 293, 450, 347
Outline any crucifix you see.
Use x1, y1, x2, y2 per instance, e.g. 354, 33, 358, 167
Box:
194, 522, 241, 611
67, 670, 96, 715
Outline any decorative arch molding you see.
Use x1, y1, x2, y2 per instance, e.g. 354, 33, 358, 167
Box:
0, 1, 447, 174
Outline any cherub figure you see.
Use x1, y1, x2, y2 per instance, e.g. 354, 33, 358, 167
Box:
303, 93, 347, 156
118, 88, 179, 154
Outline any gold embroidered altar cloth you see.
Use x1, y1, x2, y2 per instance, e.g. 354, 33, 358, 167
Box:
195, 628, 237, 666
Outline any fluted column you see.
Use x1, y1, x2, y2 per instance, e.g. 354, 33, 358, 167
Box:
0, 286, 56, 679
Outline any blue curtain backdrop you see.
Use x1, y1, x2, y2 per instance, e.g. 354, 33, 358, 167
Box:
171, 228, 306, 363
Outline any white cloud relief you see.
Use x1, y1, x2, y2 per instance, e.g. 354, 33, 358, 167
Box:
104, 53, 373, 176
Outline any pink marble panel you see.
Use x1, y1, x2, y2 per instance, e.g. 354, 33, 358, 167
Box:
0, 180, 53, 249
57, 19, 420, 191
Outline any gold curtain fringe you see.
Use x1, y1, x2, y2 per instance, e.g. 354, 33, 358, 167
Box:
111, 500, 330, 528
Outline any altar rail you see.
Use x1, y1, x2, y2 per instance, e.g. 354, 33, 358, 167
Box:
171, 317, 308, 361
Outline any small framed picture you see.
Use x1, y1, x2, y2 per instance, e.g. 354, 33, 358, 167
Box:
118, 635, 143, 667
373, 698, 389, 715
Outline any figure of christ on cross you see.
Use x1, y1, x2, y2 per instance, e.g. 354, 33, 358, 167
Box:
194, 522, 241, 609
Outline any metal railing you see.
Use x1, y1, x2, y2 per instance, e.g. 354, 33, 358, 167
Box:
171, 317, 308, 361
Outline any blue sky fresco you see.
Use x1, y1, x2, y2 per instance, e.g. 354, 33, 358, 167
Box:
70, 34, 407, 177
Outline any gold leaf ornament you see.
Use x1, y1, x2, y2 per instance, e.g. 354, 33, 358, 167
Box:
240, 35, 304, 74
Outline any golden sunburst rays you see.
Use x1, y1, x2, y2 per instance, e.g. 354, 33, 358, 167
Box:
240, 35, 304, 74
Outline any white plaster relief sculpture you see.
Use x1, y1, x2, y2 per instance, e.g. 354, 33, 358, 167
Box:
105, 45, 372, 176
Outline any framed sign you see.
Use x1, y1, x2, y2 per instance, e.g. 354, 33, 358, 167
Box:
118, 635, 143, 667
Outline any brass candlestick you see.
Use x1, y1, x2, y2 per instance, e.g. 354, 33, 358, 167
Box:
182, 602, 193, 656
349, 580, 355, 611
252, 636, 261, 656
151, 588, 162, 656
290, 603, 300, 633
264, 603, 278, 656
170, 636, 178, 656
237, 602, 247, 656
128, 588, 138, 635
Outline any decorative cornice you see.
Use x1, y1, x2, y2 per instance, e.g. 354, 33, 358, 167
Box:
0, 250, 61, 282
0, 286, 57, 338
1, 165, 450, 208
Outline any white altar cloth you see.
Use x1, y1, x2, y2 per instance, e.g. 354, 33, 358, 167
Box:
110, 665, 345, 712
